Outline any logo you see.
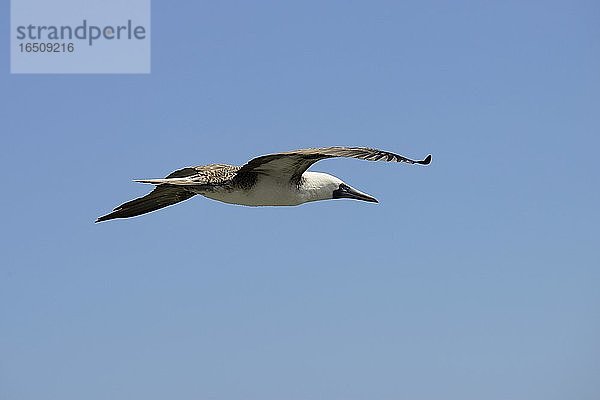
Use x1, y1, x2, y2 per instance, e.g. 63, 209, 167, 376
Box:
11, 0, 151, 73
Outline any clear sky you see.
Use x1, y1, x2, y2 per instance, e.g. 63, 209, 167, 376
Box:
1, 1, 599, 399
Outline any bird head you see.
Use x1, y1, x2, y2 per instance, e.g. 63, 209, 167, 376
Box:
302, 172, 378, 204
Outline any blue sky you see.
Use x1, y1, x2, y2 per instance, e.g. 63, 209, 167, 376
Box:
1, 1, 599, 399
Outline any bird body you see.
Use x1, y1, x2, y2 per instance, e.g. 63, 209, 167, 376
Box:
199, 171, 344, 206
96, 147, 431, 222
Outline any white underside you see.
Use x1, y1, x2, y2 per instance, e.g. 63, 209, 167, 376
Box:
200, 176, 308, 206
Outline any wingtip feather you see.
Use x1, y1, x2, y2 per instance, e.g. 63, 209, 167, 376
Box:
418, 154, 432, 165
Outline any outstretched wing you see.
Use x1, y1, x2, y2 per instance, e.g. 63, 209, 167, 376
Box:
235, 146, 431, 183
95, 164, 238, 222
95, 185, 195, 222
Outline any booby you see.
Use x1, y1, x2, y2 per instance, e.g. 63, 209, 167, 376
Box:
96, 146, 431, 222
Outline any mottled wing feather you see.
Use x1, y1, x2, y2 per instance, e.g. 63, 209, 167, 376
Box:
236, 146, 431, 182
165, 164, 240, 184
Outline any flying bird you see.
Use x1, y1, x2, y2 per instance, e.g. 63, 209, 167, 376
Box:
96, 146, 431, 222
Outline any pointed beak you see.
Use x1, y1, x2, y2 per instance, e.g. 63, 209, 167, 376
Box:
334, 185, 379, 203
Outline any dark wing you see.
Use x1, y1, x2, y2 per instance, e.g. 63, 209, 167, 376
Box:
235, 146, 431, 183
95, 185, 195, 222
95, 164, 238, 222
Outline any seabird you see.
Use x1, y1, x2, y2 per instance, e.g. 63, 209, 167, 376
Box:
96, 146, 431, 222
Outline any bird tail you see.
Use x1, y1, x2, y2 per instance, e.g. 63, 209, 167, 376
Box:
95, 185, 195, 223
133, 178, 196, 185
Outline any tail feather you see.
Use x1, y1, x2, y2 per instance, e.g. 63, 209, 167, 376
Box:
134, 178, 195, 185
96, 185, 195, 223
